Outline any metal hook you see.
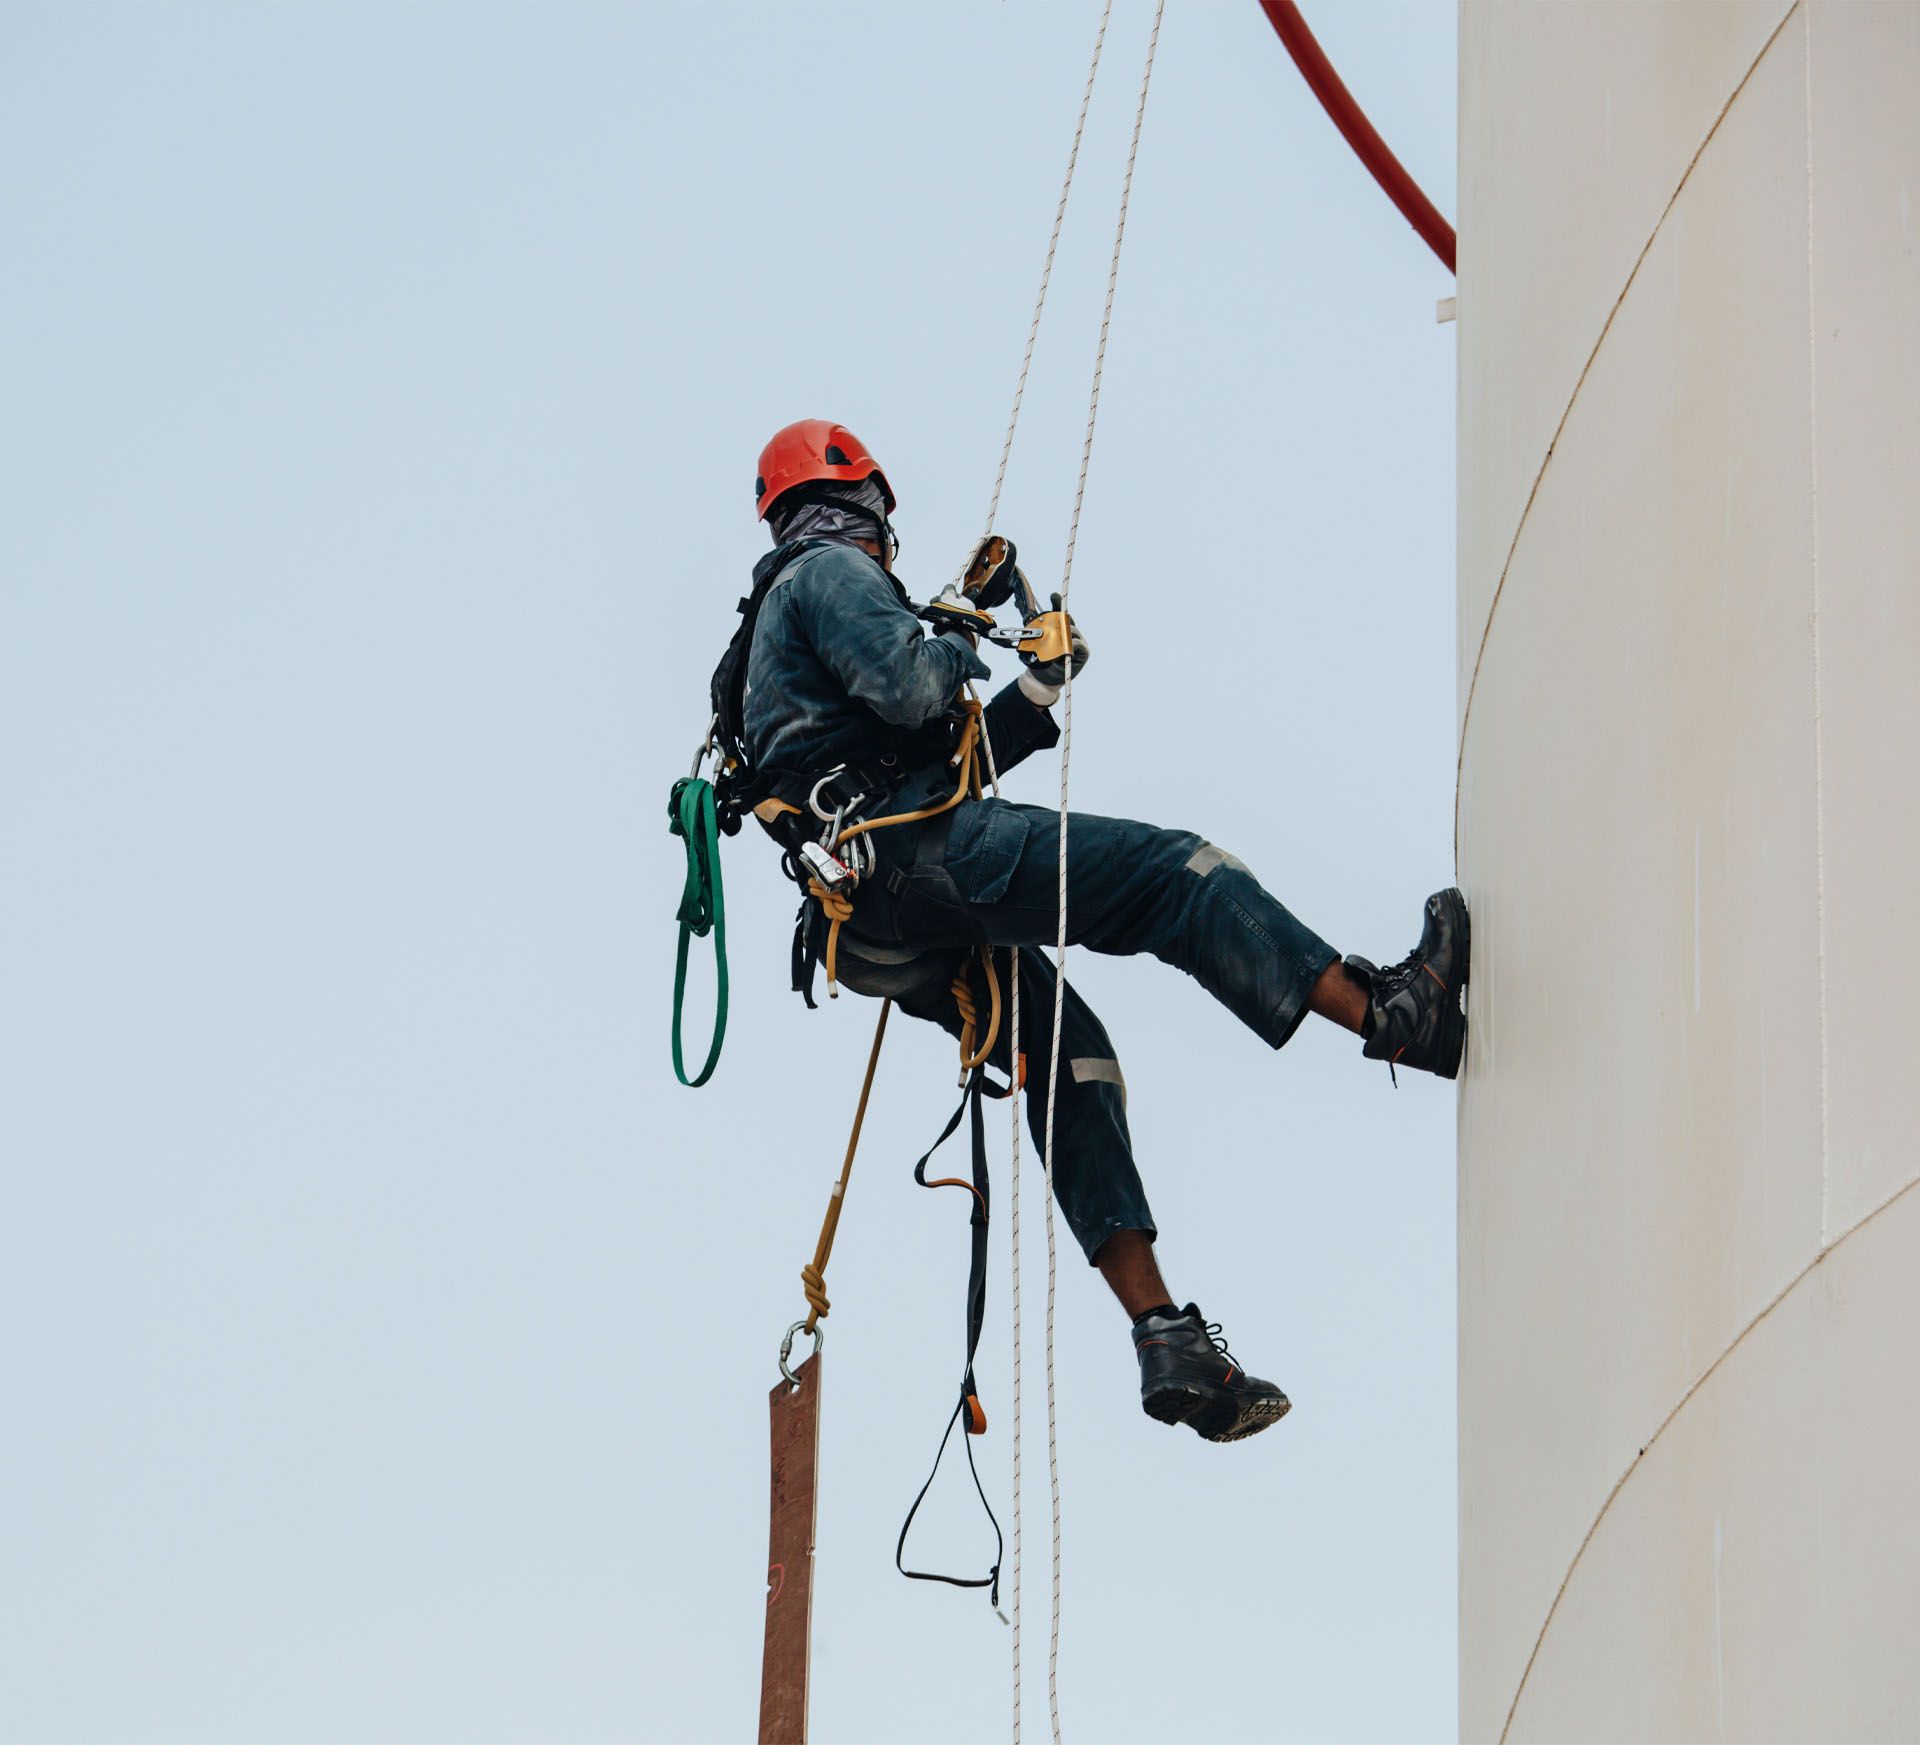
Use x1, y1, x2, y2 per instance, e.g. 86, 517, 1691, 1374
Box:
778, 1320, 822, 1390
689, 714, 719, 779
807, 767, 847, 823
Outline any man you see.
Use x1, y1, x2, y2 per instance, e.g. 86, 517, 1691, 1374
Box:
740, 419, 1466, 1444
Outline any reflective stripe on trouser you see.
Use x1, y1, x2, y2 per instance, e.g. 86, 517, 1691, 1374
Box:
831, 799, 1339, 1262
893, 947, 1151, 1266
881, 800, 1339, 1051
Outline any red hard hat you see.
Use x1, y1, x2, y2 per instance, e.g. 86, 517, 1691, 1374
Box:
755, 419, 896, 522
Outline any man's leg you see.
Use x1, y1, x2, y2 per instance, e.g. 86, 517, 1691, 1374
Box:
893, 946, 1158, 1277
915, 802, 1338, 1049
1307, 959, 1370, 1034
1092, 1231, 1169, 1321
887, 950, 1288, 1443
902, 800, 1461, 1075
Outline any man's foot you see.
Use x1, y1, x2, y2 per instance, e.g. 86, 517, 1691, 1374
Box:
1132, 1304, 1290, 1443
1345, 887, 1470, 1081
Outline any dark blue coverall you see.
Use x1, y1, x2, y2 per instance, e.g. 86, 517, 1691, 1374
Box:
744, 538, 1338, 1263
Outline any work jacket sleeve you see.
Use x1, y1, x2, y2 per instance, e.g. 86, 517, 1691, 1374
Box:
789, 548, 991, 729
980, 678, 1061, 777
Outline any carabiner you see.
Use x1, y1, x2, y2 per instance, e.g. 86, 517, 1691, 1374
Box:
808, 766, 847, 823
779, 1319, 822, 1389
689, 713, 719, 779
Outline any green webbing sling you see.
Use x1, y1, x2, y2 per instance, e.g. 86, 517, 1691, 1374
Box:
668, 776, 728, 1087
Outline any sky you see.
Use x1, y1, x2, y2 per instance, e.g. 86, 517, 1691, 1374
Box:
0, 4, 1459, 1741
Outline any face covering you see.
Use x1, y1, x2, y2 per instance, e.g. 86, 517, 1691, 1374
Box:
770, 476, 898, 561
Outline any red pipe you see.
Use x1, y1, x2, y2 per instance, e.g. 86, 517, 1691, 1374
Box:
1257, 0, 1456, 274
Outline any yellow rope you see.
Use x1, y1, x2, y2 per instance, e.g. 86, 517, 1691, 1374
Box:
833, 699, 983, 846
793, 698, 1002, 1330
806, 876, 855, 993
953, 947, 1003, 1071
800, 998, 891, 1333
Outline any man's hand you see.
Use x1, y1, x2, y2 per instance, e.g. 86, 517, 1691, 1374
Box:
1017, 593, 1090, 706
922, 584, 995, 648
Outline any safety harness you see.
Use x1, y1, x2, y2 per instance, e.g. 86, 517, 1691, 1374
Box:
683, 534, 1069, 1020
672, 534, 1075, 1605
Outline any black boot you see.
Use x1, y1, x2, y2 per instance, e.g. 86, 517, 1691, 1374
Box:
1346, 887, 1470, 1081
1132, 1304, 1290, 1444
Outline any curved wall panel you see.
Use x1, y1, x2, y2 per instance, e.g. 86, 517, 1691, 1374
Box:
1457, 4, 1920, 1739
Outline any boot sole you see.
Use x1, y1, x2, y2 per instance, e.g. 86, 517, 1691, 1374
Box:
1143, 1383, 1292, 1444
1433, 886, 1470, 1080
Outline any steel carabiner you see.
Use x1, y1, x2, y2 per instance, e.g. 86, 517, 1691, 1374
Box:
778, 1319, 821, 1390
689, 713, 719, 779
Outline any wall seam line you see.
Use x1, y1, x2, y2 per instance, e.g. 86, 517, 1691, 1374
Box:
1452, 0, 1801, 858
1802, 0, 1831, 1248
1495, 1166, 1920, 1743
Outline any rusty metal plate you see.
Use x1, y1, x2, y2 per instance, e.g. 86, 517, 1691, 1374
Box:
759, 1352, 822, 1745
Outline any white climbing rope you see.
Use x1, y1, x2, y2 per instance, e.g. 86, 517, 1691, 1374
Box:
965, 6, 1111, 1742
1035, 8, 1166, 1742
969, 4, 1113, 560
970, 5, 1167, 1742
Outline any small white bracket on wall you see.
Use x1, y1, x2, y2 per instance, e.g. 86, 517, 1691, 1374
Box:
1436, 296, 1457, 324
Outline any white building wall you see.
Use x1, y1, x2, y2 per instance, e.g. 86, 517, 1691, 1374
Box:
1456, 4, 1920, 1739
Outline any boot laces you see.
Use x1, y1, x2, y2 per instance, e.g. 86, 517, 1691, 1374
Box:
1202, 1318, 1237, 1367
1373, 942, 1427, 997
1364, 948, 1427, 1090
